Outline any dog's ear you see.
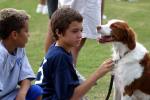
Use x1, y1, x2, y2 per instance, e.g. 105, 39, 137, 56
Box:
126, 27, 136, 50
140, 53, 150, 67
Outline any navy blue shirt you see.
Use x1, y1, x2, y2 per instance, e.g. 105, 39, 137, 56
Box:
36, 44, 80, 100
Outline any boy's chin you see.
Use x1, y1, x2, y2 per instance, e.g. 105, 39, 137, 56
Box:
18, 44, 26, 48
71, 42, 80, 47
74, 43, 80, 47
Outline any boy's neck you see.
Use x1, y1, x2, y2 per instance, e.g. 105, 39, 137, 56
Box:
2, 40, 17, 54
55, 41, 72, 53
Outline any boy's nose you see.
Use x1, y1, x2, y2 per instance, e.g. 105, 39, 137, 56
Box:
79, 32, 82, 38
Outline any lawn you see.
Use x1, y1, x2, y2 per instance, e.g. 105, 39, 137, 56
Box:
0, 0, 150, 99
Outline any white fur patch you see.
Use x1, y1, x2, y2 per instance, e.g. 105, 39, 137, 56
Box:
133, 90, 150, 100
97, 19, 125, 37
98, 24, 112, 36
113, 42, 149, 99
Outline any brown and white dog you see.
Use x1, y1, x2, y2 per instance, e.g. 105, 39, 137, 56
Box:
97, 19, 150, 100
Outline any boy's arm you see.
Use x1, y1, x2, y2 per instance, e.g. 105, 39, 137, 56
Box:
19, 49, 35, 81
15, 79, 31, 100
70, 59, 113, 100
15, 49, 34, 100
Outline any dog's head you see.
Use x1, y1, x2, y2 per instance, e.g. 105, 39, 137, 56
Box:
97, 19, 136, 50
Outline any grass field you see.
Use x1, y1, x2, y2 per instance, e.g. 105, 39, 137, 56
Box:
0, 0, 150, 99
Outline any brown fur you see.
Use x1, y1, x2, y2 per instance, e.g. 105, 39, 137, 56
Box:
110, 22, 136, 50
123, 53, 150, 96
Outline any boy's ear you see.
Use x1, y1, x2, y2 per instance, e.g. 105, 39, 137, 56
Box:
56, 29, 62, 37
11, 31, 18, 40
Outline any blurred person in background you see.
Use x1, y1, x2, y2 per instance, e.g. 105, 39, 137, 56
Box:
36, 0, 48, 14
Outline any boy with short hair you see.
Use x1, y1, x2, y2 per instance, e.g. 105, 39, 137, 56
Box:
36, 7, 113, 100
0, 8, 42, 100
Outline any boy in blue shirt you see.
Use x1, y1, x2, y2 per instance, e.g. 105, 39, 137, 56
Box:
36, 7, 113, 100
0, 8, 42, 100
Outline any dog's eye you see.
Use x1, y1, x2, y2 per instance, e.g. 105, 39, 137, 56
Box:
111, 24, 118, 29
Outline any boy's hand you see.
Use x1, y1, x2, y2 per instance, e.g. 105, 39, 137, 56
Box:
97, 58, 113, 77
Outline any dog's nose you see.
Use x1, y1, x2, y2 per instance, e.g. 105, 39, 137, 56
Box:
97, 26, 101, 31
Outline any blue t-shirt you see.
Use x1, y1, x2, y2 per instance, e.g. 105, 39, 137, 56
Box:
36, 44, 80, 100
0, 41, 35, 100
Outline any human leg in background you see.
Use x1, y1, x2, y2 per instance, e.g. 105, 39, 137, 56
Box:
47, 0, 58, 18
44, 0, 58, 53
101, 0, 107, 20
71, 38, 86, 65
36, 0, 48, 14
44, 20, 55, 53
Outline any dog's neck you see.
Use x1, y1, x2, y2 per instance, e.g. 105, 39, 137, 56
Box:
112, 42, 130, 61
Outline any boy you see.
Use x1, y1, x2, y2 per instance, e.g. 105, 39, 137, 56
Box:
35, 7, 113, 100
45, 0, 104, 65
0, 8, 42, 100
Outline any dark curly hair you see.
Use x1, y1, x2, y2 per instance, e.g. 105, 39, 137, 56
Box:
51, 7, 83, 40
0, 8, 30, 39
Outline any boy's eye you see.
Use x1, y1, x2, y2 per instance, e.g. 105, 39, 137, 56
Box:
72, 29, 82, 33
72, 30, 79, 33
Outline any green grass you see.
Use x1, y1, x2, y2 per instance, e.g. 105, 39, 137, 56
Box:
1, 0, 150, 99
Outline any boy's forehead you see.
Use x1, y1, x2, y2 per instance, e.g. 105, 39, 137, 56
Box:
19, 20, 29, 31
22, 20, 29, 28
69, 21, 82, 28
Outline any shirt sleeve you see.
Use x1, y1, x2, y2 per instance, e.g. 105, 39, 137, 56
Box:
54, 54, 79, 99
0, 82, 2, 91
0, 68, 3, 91
19, 50, 35, 82
0, 55, 4, 91
0, 71, 3, 91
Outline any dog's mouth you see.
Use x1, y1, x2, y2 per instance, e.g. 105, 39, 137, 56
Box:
98, 35, 114, 43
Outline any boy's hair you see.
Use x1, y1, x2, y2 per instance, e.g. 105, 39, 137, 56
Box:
0, 8, 30, 39
51, 7, 83, 40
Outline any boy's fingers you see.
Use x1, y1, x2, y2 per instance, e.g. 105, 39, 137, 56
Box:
107, 62, 114, 68
104, 62, 114, 70
103, 58, 113, 64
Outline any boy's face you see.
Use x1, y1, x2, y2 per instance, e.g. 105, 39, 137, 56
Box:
60, 21, 82, 48
14, 20, 29, 48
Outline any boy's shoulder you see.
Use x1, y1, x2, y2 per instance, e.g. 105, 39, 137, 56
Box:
0, 41, 8, 56
46, 45, 71, 60
0, 41, 25, 59
0, 42, 9, 65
